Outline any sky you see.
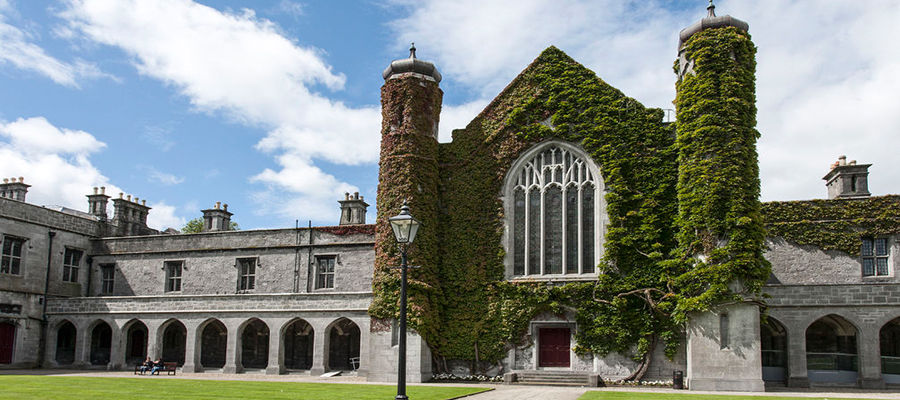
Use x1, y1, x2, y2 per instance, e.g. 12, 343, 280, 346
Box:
1, 0, 898, 231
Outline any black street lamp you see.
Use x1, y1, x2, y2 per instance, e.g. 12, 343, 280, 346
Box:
388, 202, 420, 400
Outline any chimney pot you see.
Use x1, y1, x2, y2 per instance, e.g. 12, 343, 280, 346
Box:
18, 177, 23, 183
354, 191, 359, 199
119, 192, 124, 199
134, 197, 139, 203
127, 195, 132, 201
215, 201, 221, 209
3, 179, 7, 184
93, 187, 98, 194
142, 200, 146, 206
223, 204, 228, 211
849, 160, 857, 165
100, 186, 106, 194
345, 192, 350, 200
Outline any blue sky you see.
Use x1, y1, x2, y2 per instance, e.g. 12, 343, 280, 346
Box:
1, 0, 898, 231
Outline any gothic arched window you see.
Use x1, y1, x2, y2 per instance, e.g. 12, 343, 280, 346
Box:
506, 142, 602, 277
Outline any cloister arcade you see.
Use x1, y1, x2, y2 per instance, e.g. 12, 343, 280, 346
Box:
43, 314, 367, 375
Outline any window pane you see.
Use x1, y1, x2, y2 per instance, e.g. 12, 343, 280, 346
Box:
877, 258, 889, 276
544, 186, 562, 274
862, 258, 875, 277
875, 238, 888, 256
514, 189, 526, 275
565, 187, 579, 274
582, 184, 595, 273
861, 239, 874, 257
528, 189, 541, 275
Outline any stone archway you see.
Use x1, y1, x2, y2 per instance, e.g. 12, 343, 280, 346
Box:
283, 319, 313, 370
89, 321, 113, 366
124, 320, 148, 366
327, 318, 360, 371
880, 317, 900, 384
806, 314, 858, 384
200, 319, 227, 369
240, 319, 269, 370
161, 320, 187, 366
761, 317, 788, 383
54, 321, 77, 365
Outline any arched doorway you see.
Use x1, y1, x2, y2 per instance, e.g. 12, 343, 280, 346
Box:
200, 319, 227, 369
89, 321, 113, 366
241, 319, 269, 370
806, 315, 858, 384
761, 317, 788, 383
55, 321, 76, 365
327, 318, 360, 371
0, 322, 15, 364
124, 320, 147, 366
162, 320, 187, 366
283, 319, 313, 370
880, 317, 900, 384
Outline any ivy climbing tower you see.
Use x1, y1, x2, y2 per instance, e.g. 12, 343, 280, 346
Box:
368, 44, 443, 383
674, 1, 769, 391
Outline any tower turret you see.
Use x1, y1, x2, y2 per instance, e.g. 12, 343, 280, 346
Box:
339, 192, 369, 225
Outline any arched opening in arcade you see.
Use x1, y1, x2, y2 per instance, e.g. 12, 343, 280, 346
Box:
89, 321, 113, 366
283, 319, 314, 370
761, 317, 788, 383
161, 320, 187, 366
54, 321, 76, 365
240, 319, 269, 370
880, 317, 900, 384
200, 319, 227, 370
0, 321, 15, 364
124, 320, 148, 366
327, 318, 360, 371
806, 314, 858, 384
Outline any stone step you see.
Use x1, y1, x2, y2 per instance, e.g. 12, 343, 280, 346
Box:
507, 371, 602, 387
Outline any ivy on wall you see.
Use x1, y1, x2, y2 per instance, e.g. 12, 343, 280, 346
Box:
371, 26, 768, 378
762, 195, 900, 255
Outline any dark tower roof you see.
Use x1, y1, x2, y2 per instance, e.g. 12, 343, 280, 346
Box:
678, 0, 749, 49
382, 43, 442, 83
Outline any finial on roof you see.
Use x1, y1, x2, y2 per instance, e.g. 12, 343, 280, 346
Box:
409, 42, 417, 59
707, 0, 716, 18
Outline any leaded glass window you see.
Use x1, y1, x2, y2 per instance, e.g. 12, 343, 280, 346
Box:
862, 238, 890, 277
510, 145, 599, 276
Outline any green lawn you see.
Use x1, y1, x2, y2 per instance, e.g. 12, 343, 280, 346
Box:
0, 376, 490, 400
579, 392, 873, 400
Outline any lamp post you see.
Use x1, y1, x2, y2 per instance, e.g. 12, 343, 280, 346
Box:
388, 202, 420, 400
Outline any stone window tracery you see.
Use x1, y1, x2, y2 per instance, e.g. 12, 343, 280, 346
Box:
508, 143, 600, 277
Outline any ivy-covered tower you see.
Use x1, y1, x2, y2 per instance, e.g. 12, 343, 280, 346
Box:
674, 1, 768, 391
368, 44, 443, 383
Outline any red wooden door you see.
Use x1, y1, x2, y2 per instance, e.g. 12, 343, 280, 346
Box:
0, 322, 14, 364
538, 328, 570, 367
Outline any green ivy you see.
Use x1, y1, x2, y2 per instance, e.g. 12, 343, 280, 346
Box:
762, 195, 900, 255
371, 26, 767, 374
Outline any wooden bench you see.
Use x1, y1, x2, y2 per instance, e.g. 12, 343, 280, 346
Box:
133, 362, 177, 375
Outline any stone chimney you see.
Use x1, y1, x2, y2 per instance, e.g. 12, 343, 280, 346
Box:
823, 155, 871, 199
87, 186, 111, 221
201, 201, 233, 232
0, 177, 31, 202
111, 192, 152, 236
339, 192, 369, 225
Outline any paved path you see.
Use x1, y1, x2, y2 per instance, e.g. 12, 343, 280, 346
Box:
3, 370, 900, 399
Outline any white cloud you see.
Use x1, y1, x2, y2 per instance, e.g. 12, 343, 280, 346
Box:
143, 166, 185, 186
146, 201, 185, 231
58, 0, 381, 220
0, 5, 109, 88
275, 1, 304, 18
0, 117, 121, 211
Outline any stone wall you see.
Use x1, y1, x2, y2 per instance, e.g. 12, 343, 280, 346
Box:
0, 197, 100, 237
766, 237, 900, 285
685, 304, 765, 391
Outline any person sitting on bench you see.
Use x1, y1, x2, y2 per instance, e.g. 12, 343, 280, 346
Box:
150, 358, 164, 375
139, 357, 153, 374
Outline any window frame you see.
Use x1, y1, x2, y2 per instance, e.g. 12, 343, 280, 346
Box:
1, 235, 26, 276
62, 247, 84, 283
861, 237, 891, 277
164, 260, 184, 293
502, 141, 604, 280
237, 257, 258, 292
100, 264, 115, 295
314, 255, 336, 290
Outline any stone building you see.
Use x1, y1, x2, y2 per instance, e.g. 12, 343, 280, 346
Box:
1, 2, 899, 392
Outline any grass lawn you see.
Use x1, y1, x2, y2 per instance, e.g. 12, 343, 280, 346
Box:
0, 376, 490, 400
579, 392, 874, 400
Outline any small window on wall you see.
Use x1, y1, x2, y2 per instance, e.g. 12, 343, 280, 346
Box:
315, 256, 335, 289
100, 265, 115, 295
164, 261, 183, 292
862, 238, 890, 277
237, 258, 257, 291
62, 248, 83, 283
1, 236, 25, 275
